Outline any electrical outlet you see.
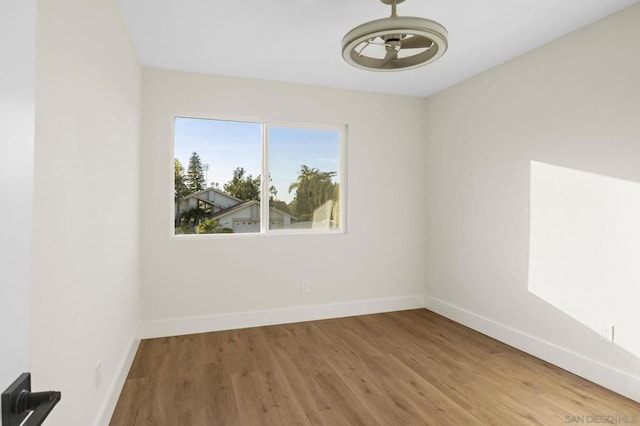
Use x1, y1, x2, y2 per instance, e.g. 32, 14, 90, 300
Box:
95, 361, 102, 388
598, 325, 615, 344
300, 280, 311, 293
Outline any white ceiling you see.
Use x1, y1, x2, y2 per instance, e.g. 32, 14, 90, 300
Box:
117, 0, 639, 97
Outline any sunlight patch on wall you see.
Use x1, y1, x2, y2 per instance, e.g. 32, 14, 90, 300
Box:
528, 161, 640, 358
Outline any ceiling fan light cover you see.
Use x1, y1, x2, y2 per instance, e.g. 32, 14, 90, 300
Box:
342, 16, 448, 72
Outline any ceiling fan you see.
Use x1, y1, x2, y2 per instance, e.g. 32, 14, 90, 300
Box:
342, 0, 448, 71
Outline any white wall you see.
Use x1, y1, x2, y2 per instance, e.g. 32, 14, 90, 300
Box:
140, 69, 427, 331
424, 4, 640, 400
0, 0, 36, 404
529, 161, 640, 360
30, 1, 141, 424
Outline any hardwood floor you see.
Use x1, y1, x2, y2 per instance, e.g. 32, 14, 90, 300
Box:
110, 309, 639, 425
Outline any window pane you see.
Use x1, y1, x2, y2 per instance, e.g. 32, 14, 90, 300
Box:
174, 117, 262, 234
268, 127, 342, 231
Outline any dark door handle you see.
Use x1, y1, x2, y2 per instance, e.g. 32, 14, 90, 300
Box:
2, 373, 61, 426
16, 389, 62, 425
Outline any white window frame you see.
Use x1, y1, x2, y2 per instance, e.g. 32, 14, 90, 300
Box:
171, 113, 347, 238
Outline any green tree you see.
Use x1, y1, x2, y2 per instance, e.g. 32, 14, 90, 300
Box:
197, 219, 222, 234
288, 165, 338, 221
181, 206, 206, 228
176, 223, 196, 234
174, 159, 191, 227
270, 199, 291, 215
223, 167, 261, 201
222, 168, 278, 202
268, 178, 277, 201
186, 151, 205, 193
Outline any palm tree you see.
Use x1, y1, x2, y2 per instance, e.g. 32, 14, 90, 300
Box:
288, 165, 337, 221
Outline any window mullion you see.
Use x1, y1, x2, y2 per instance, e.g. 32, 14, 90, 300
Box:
261, 123, 270, 233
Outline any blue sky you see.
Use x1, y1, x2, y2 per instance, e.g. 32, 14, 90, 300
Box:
174, 117, 340, 203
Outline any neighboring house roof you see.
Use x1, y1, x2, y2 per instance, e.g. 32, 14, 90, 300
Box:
179, 187, 296, 221
271, 206, 296, 220
178, 187, 246, 213
183, 187, 243, 204
211, 200, 296, 221
210, 200, 257, 220
184, 187, 243, 202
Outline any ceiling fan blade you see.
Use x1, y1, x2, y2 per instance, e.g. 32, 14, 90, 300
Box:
357, 41, 372, 57
382, 48, 398, 66
401, 35, 433, 49
358, 38, 393, 57
367, 38, 390, 47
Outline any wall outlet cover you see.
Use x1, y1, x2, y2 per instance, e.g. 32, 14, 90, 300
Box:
95, 361, 102, 388
598, 325, 615, 344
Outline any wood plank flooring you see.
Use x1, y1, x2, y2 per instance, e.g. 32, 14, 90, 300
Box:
110, 309, 639, 425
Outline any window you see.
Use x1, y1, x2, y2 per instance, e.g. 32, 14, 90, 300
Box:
173, 116, 345, 236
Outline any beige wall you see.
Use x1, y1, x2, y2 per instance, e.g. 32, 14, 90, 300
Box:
31, 0, 141, 424
424, 4, 640, 399
140, 69, 428, 324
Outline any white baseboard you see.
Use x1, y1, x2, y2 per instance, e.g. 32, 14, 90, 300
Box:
94, 329, 141, 426
140, 294, 425, 339
424, 295, 640, 403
